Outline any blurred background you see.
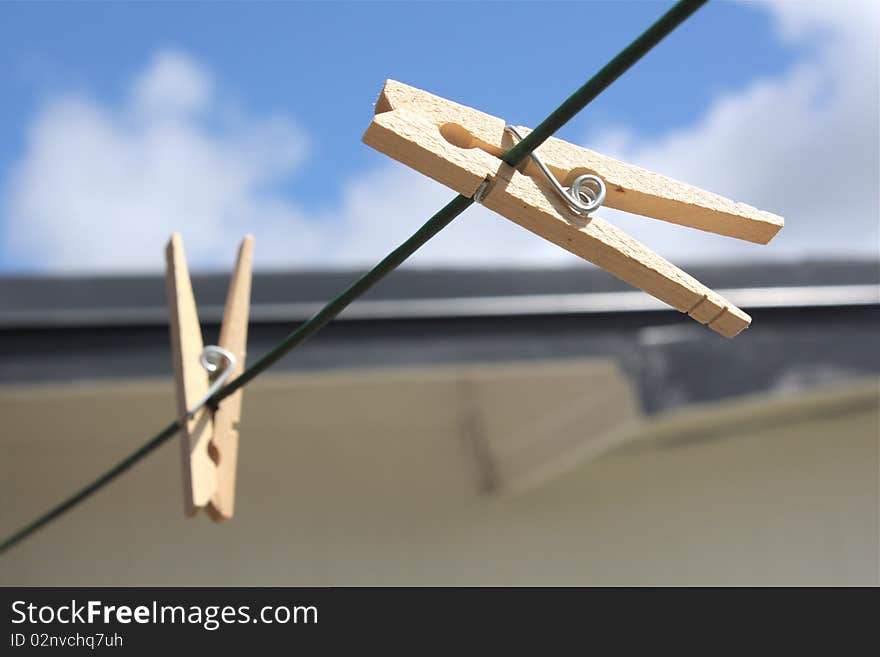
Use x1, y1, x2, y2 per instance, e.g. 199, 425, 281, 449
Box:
0, 1, 877, 585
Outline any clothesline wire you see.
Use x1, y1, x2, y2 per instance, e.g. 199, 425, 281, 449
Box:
0, 0, 708, 555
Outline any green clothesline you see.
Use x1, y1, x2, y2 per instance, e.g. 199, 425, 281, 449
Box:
0, 0, 708, 555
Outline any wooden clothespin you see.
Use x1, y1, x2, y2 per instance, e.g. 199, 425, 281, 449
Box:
363, 80, 784, 337
165, 233, 253, 521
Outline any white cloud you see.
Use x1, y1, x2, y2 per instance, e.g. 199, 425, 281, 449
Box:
1, 48, 551, 273
2, 1, 877, 273
2, 49, 313, 271
587, 0, 879, 263
131, 50, 213, 117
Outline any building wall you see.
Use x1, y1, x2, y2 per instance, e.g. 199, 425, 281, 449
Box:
1, 361, 877, 586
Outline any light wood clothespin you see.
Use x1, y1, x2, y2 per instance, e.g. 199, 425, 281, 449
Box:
165, 233, 253, 521
362, 80, 784, 338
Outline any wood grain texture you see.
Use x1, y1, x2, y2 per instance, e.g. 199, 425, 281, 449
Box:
370, 80, 783, 244
363, 102, 751, 337
207, 235, 254, 522
165, 233, 217, 516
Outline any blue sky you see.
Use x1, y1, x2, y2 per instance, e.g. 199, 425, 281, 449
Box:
0, 1, 877, 273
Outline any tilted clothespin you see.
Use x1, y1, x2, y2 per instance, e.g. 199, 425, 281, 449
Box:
165, 233, 253, 521
363, 80, 784, 337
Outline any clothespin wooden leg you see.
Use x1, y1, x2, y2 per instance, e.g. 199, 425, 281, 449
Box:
165, 233, 217, 516
207, 236, 254, 522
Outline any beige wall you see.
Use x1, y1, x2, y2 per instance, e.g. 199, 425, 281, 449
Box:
1, 361, 877, 586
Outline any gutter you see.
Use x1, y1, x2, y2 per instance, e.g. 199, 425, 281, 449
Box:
0, 284, 877, 329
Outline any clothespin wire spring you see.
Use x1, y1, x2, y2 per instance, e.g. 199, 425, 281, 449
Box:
505, 125, 606, 216
186, 345, 237, 418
